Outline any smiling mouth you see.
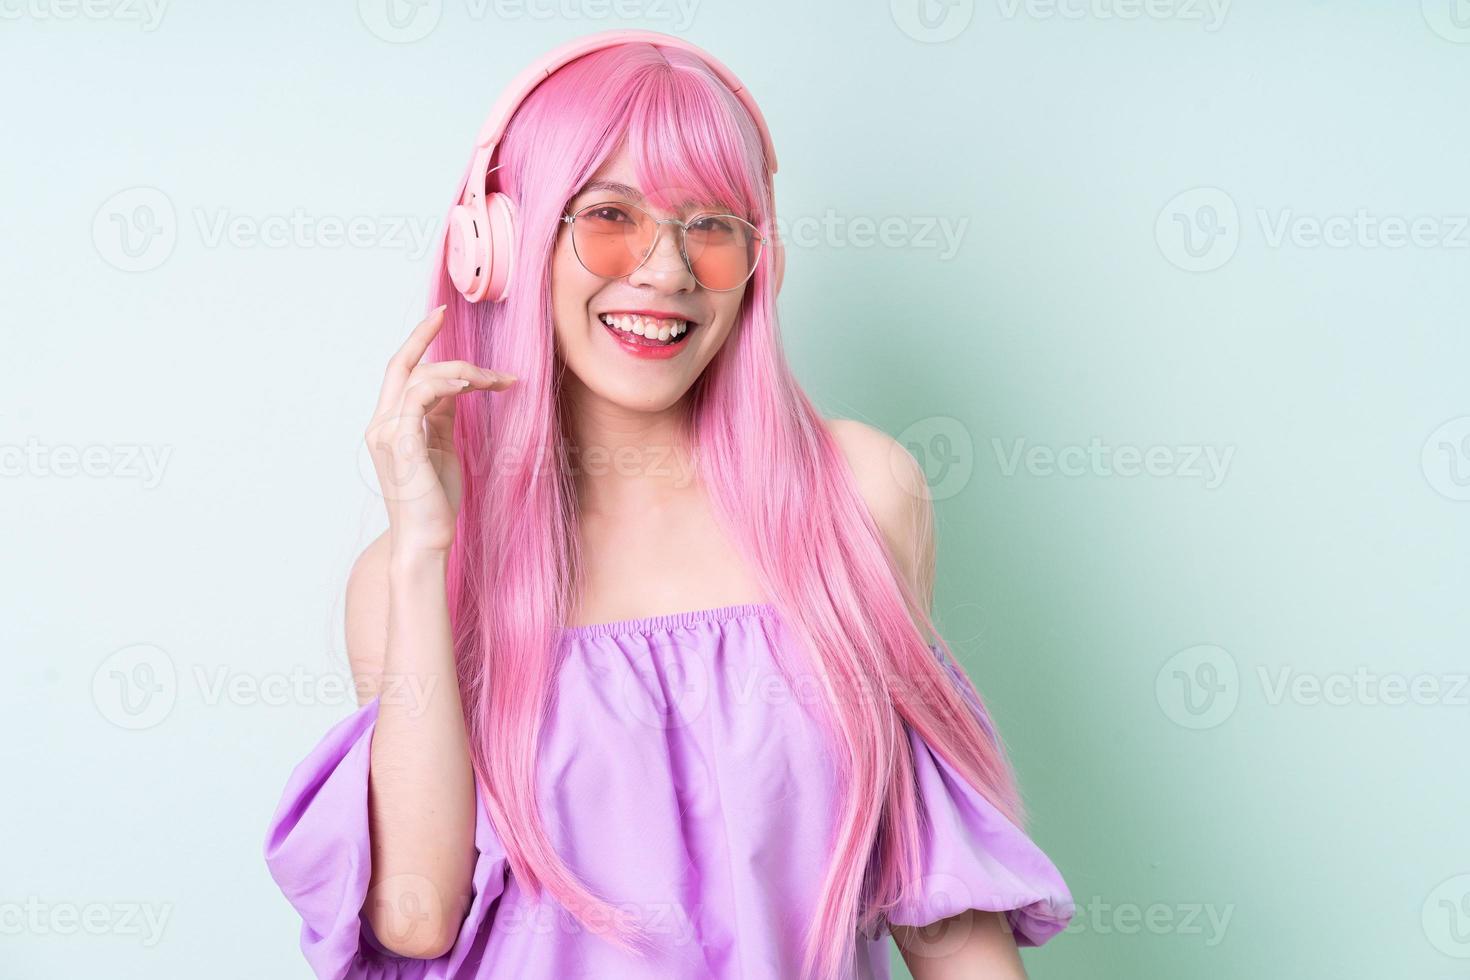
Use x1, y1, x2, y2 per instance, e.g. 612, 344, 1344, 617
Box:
597, 312, 698, 348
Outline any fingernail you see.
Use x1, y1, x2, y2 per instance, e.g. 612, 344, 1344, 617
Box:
431, 304, 447, 315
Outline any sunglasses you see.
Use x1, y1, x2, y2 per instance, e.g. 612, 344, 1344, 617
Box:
560, 200, 767, 292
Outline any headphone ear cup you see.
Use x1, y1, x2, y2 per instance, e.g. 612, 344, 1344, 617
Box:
446, 197, 493, 302
481, 193, 517, 304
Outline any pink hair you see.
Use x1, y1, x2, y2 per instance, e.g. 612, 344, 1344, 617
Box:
424, 41, 1028, 980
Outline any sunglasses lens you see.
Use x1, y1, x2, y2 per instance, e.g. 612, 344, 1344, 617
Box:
570, 204, 653, 278
685, 215, 761, 291
568, 202, 761, 290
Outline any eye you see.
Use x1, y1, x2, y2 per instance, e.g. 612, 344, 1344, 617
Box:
689, 215, 736, 234
585, 204, 634, 223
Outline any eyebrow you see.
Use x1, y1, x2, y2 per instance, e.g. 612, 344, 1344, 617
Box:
579, 179, 643, 200
574, 179, 735, 215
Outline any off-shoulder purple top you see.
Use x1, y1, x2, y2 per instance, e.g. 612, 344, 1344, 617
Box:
263, 602, 1073, 979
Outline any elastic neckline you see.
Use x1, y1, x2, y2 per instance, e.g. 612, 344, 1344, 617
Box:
558, 601, 777, 639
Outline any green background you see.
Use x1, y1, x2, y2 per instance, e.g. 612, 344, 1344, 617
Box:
3, 2, 1466, 978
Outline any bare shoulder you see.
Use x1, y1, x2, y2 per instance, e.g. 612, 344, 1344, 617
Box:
823, 417, 928, 518
344, 529, 392, 705
822, 418, 936, 618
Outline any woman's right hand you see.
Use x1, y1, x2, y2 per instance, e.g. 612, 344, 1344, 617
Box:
363, 304, 517, 556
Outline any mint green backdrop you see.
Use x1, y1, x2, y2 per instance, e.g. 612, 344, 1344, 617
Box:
3, 2, 1465, 978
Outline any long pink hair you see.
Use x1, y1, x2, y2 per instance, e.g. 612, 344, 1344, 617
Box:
424, 41, 1028, 980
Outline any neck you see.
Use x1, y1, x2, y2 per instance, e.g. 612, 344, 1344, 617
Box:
561, 380, 702, 514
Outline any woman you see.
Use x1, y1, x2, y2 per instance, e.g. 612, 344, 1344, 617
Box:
263, 30, 1073, 980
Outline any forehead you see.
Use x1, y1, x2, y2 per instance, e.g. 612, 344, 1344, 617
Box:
571, 178, 729, 214
574, 146, 735, 213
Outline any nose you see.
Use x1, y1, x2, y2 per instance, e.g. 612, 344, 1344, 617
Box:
627, 219, 696, 293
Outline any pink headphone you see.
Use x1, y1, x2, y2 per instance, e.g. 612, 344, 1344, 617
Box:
444, 29, 784, 304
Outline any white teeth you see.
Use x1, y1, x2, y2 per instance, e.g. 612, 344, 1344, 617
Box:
599, 313, 690, 339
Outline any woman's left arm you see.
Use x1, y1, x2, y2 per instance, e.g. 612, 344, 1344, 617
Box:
895, 910, 1028, 979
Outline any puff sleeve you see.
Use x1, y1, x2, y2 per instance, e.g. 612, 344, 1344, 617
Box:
881, 644, 1075, 946
262, 698, 510, 978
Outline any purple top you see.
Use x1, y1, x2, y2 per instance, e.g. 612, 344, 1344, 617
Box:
263, 602, 1073, 979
